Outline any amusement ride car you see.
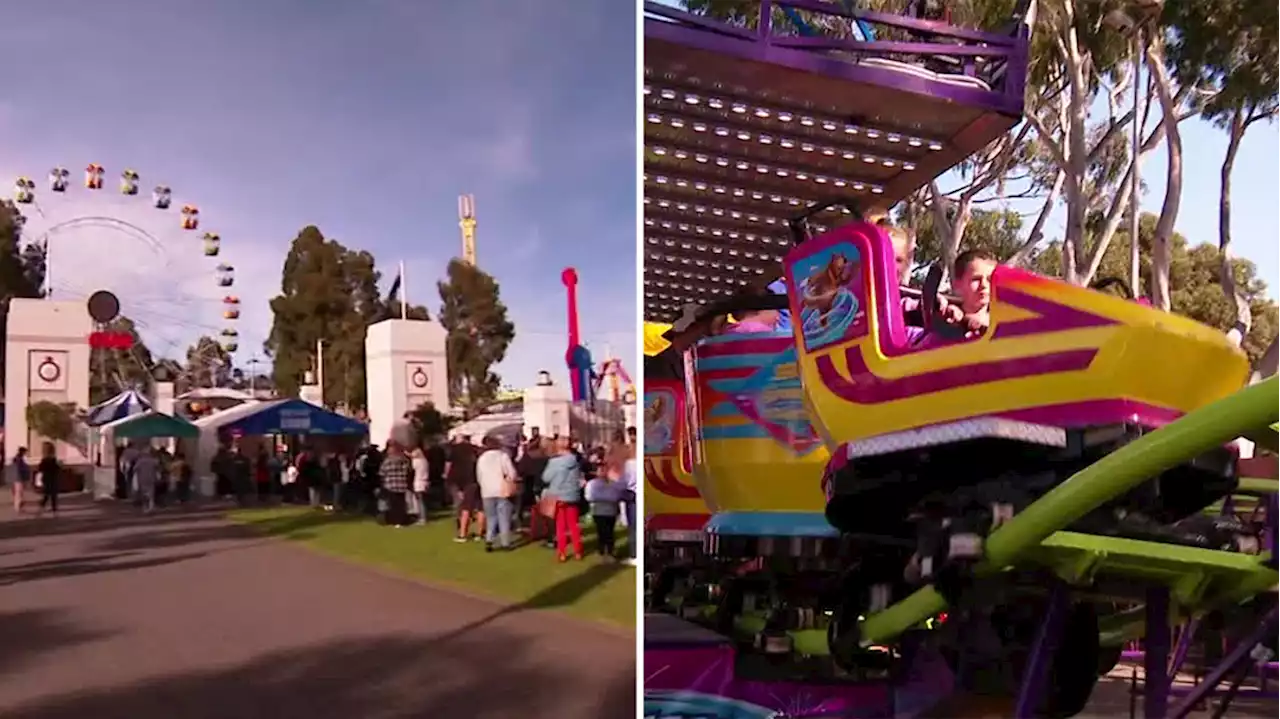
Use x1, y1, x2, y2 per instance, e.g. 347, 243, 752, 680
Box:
641, 3, 1277, 718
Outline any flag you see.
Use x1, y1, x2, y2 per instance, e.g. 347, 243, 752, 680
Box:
386, 272, 403, 304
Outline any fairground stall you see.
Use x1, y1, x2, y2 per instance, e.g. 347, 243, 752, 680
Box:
187, 399, 367, 495
641, 2, 1277, 718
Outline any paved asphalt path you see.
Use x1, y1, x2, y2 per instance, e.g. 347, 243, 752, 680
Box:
0, 496, 635, 719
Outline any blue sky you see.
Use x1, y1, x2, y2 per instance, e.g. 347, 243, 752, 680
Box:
646, 1, 1279, 295
0, 0, 638, 389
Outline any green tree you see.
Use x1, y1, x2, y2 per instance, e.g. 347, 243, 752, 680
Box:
1163, 0, 1278, 338
407, 401, 456, 443
183, 335, 233, 389
266, 226, 426, 410
26, 400, 77, 442
437, 259, 515, 414
913, 207, 1035, 281
268, 226, 362, 403
88, 316, 156, 405
1032, 213, 1277, 364
0, 201, 48, 384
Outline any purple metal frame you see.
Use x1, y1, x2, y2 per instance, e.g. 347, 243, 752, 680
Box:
1111, 483, 1280, 711
1013, 582, 1070, 716
642, 0, 1031, 321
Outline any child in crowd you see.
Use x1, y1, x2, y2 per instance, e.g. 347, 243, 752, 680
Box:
585, 471, 623, 560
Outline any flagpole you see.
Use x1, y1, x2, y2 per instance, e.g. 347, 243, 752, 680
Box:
399, 261, 408, 319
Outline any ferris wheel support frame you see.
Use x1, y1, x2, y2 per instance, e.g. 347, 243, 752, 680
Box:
31, 214, 168, 300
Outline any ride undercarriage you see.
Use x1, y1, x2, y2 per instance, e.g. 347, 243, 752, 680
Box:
641, 3, 1278, 718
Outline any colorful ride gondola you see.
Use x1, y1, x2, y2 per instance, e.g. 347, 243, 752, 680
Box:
48, 167, 69, 192
181, 204, 199, 230
120, 169, 140, 196
13, 177, 35, 204
202, 232, 221, 257
223, 295, 240, 320
85, 163, 104, 190
215, 263, 235, 287
153, 185, 172, 209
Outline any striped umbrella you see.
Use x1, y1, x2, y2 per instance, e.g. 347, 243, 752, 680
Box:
85, 389, 153, 427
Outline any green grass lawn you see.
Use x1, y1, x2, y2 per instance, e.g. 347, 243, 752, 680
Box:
227, 506, 636, 629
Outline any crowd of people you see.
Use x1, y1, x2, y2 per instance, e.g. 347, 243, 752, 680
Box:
3, 422, 640, 572
372, 427, 640, 565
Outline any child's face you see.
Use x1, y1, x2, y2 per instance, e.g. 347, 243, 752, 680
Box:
956, 258, 996, 313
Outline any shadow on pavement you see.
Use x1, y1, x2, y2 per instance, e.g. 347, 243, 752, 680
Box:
3, 630, 636, 719
0, 551, 210, 587
0, 499, 226, 543
0, 608, 117, 676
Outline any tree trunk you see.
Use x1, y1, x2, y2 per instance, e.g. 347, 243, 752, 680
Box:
1145, 42, 1183, 312
1061, 10, 1091, 286
1219, 109, 1253, 347
927, 186, 971, 285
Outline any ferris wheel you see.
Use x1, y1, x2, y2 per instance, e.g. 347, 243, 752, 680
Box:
11, 164, 242, 368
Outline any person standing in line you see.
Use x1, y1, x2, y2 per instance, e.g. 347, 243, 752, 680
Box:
34, 443, 62, 518
229, 445, 253, 507
542, 436, 585, 562
409, 446, 430, 525
10, 447, 30, 513
254, 447, 272, 503
425, 439, 447, 511
133, 447, 160, 514
378, 441, 412, 527
585, 469, 622, 561
445, 435, 484, 543
476, 435, 519, 552
515, 438, 547, 534
172, 450, 192, 504
332, 452, 352, 511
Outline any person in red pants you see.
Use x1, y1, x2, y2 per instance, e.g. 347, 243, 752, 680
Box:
541, 436, 585, 561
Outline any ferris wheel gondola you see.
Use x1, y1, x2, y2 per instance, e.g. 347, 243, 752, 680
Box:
48, 168, 69, 193
120, 169, 140, 196
223, 295, 240, 320
219, 327, 239, 352
13, 177, 35, 204
215, 263, 235, 287
85, 163, 104, 190
180, 204, 199, 230
202, 232, 221, 257
153, 185, 172, 209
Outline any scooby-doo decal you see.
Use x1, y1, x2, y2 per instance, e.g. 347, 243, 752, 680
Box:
644, 388, 677, 455
787, 242, 867, 352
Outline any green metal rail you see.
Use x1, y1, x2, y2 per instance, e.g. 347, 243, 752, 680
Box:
858, 376, 1280, 645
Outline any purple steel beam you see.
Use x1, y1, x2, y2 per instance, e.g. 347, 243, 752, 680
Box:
1145, 586, 1172, 719
643, 22, 1021, 119
770, 36, 1014, 59
1169, 603, 1279, 719
1168, 615, 1201, 679
643, 3, 757, 41
1014, 583, 1070, 717
765, 0, 1019, 47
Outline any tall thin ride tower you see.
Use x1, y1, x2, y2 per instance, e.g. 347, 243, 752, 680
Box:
458, 194, 477, 266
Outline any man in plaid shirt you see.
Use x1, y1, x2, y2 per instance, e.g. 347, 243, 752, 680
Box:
378, 441, 413, 526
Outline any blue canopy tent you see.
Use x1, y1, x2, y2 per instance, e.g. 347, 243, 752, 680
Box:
220, 399, 368, 437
